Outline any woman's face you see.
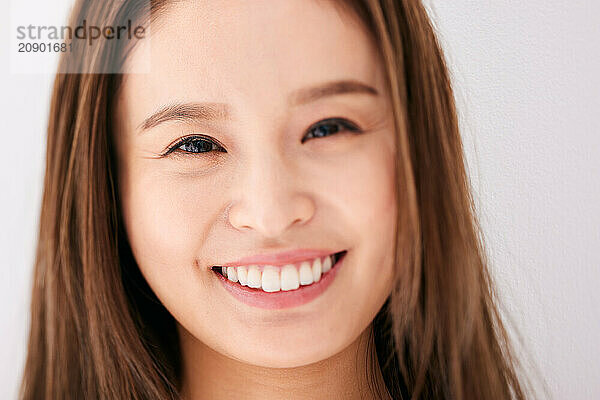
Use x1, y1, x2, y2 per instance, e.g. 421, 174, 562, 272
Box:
114, 0, 397, 368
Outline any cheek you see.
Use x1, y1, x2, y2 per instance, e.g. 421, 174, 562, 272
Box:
119, 165, 222, 282
332, 137, 397, 239
322, 134, 397, 329
328, 133, 397, 289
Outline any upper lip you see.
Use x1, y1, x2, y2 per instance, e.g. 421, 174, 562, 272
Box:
214, 248, 340, 268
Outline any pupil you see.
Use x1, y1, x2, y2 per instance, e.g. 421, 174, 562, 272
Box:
316, 123, 339, 137
184, 140, 212, 153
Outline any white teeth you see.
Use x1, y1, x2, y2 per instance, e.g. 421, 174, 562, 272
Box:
261, 266, 281, 292
312, 258, 322, 282
218, 254, 339, 292
322, 256, 332, 273
247, 265, 261, 288
281, 264, 300, 291
299, 261, 314, 285
226, 266, 238, 282
237, 266, 248, 286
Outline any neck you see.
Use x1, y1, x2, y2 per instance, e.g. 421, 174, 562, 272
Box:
178, 324, 388, 400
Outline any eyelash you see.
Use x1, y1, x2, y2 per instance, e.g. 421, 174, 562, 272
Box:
163, 134, 225, 158
301, 117, 362, 143
162, 117, 362, 157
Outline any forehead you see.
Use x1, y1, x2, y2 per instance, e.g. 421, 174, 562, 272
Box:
120, 0, 383, 122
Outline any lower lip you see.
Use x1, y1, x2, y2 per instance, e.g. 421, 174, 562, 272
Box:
214, 255, 345, 310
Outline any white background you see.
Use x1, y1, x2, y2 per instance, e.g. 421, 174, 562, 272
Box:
1, 1, 599, 399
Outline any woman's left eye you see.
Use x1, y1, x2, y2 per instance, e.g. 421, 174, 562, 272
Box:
301, 118, 362, 143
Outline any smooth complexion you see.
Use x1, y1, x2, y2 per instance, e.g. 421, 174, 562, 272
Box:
114, 1, 397, 398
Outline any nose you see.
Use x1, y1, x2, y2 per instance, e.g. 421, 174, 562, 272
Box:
227, 152, 316, 238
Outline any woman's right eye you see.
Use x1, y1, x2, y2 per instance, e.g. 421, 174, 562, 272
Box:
163, 135, 226, 157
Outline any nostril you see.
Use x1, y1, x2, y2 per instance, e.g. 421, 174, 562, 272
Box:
226, 192, 316, 237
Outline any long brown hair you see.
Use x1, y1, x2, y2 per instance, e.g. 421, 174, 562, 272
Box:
20, 0, 531, 398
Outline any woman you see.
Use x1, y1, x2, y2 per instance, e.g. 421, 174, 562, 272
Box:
20, 0, 530, 398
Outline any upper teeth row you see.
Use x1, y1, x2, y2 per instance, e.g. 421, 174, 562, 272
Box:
222, 255, 334, 292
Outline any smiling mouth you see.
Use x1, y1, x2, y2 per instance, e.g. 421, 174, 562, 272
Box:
211, 251, 347, 293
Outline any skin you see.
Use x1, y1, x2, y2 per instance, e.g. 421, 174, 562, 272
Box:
113, 1, 397, 398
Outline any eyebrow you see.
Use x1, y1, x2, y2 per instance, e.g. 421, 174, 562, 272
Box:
137, 79, 379, 133
138, 102, 231, 132
288, 79, 379, 107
